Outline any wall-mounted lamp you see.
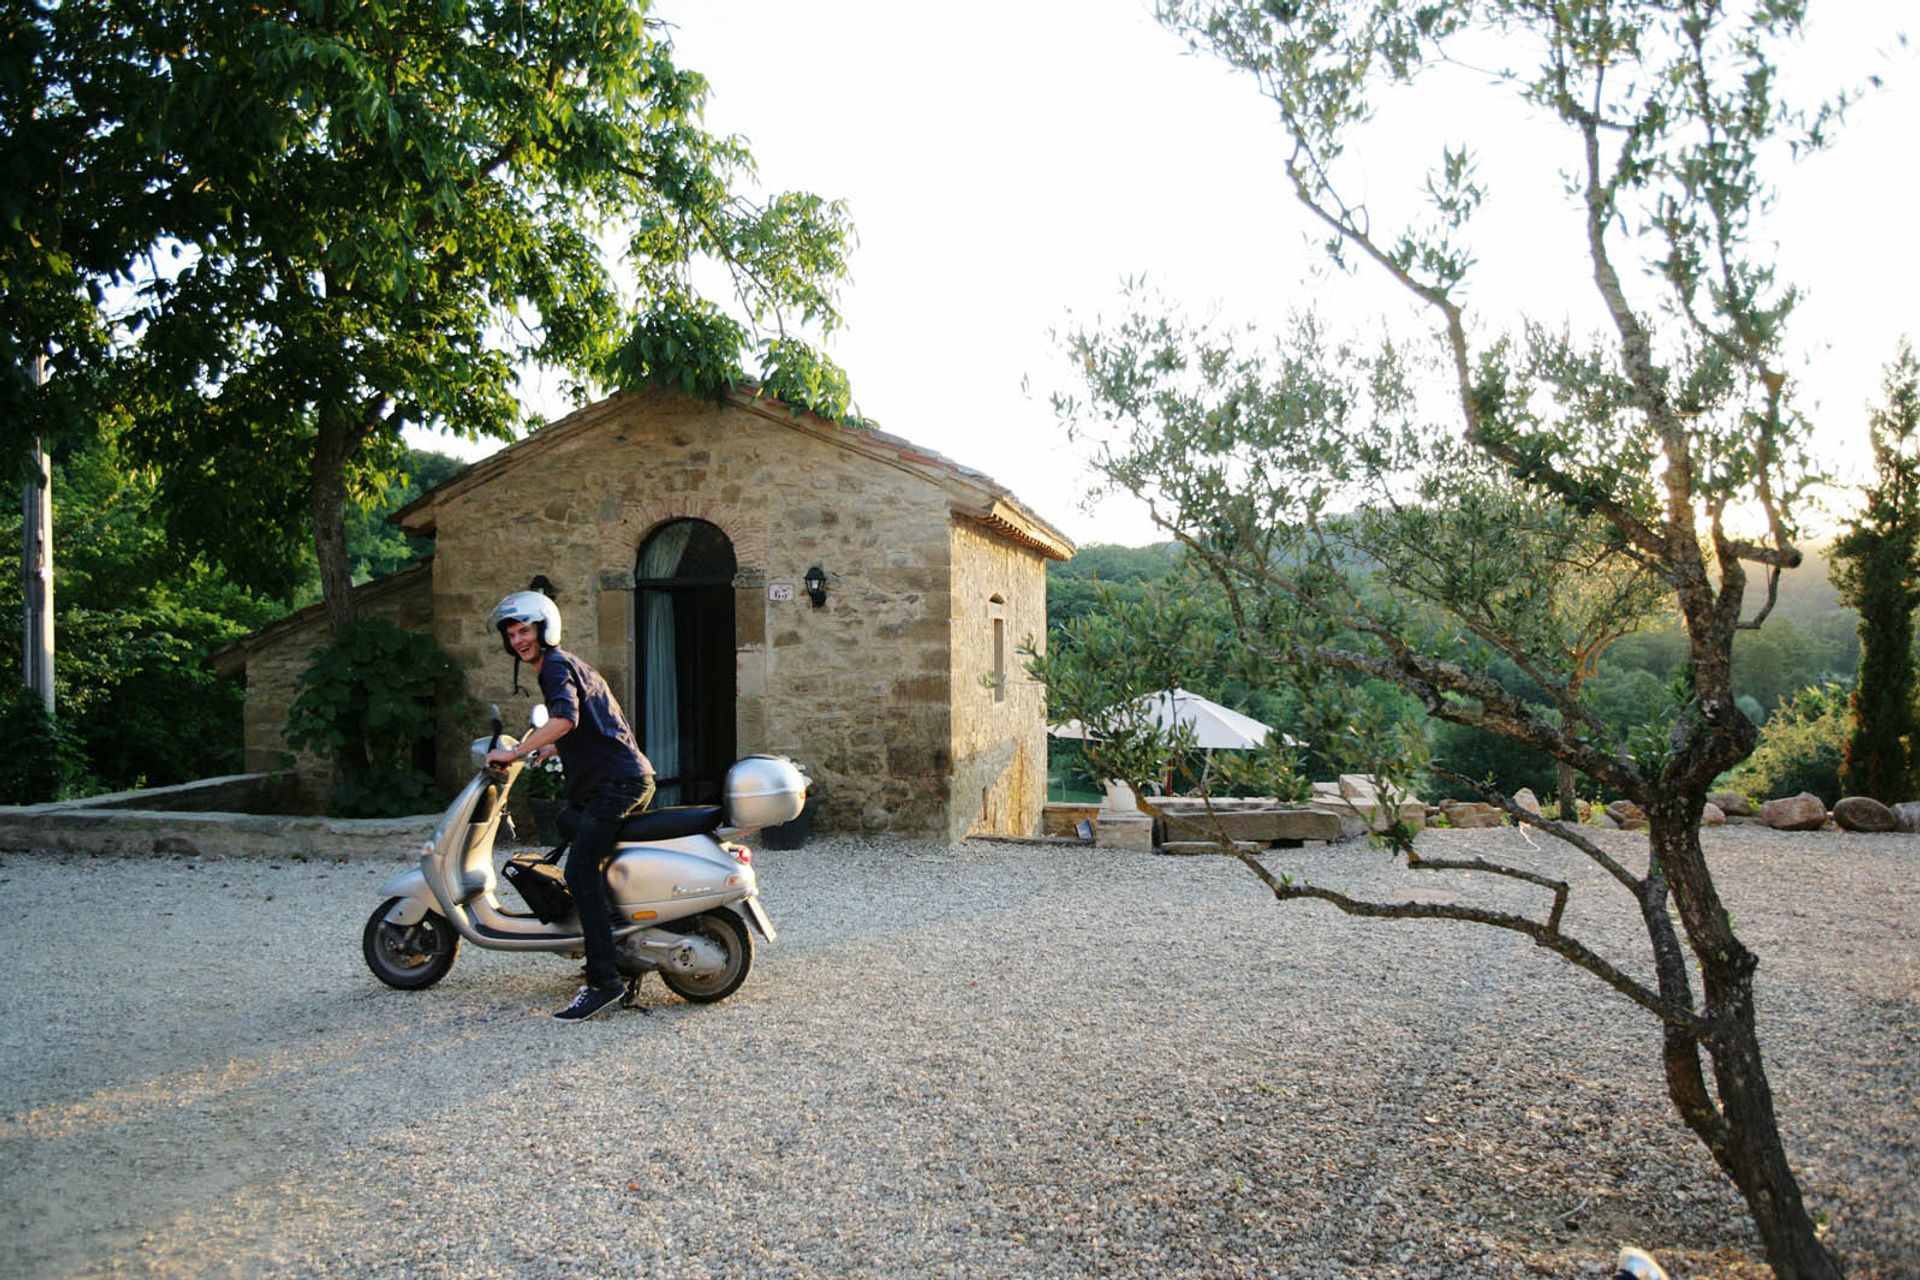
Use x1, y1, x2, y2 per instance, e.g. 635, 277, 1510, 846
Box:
803, 565, 828, 608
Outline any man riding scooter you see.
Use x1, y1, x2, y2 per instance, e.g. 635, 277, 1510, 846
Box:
484, 587, 654, 1022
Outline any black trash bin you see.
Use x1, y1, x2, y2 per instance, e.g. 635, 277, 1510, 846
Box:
760, 795, 819, 850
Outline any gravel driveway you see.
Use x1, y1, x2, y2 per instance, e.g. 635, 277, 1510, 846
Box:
0, 826, 1914, 1279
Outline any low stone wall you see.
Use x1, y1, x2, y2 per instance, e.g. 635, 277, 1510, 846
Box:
1041, 800, 1356, 850
0, 804, 436, 861
35, 773, 305, 815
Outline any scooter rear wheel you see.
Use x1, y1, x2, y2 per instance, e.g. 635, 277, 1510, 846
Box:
363, 898, 460, 990
659, 910, 753, 1004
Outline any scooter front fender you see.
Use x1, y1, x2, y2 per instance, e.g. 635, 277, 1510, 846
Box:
377, 868, 434, 927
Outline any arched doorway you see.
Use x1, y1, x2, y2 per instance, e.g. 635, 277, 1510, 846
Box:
635, 519, 737, 805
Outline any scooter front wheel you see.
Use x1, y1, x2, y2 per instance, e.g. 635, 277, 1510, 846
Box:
659, 910, 753, 1004
363, 898, 460, 990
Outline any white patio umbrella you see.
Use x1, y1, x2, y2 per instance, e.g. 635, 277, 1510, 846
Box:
1049, 687, 1284, 749
1050, 687, 1284, 800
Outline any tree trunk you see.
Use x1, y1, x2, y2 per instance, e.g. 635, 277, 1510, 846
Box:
1556, 759, 1578, 823
311, 403, 358, 637
1645, 809, 1841, 1280
311, 402, 367, 790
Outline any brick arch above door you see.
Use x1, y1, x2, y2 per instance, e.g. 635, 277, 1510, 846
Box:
603, 496, 768, 586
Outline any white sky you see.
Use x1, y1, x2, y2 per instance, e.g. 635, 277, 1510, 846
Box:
442, 1, 1919, 549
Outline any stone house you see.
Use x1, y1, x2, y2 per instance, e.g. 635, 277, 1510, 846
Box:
212, 384, 1074, 841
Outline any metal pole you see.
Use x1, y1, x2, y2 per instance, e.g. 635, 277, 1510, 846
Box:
23, 351, 54, 715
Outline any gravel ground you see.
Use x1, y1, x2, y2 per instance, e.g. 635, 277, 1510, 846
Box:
0, 824, 1913, 1280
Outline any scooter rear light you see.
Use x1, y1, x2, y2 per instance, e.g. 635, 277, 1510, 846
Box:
731, 844, 752, 864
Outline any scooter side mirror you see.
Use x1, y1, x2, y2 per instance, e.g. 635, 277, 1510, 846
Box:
487, 704, 504, 751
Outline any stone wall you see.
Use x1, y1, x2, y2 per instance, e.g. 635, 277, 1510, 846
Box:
230, 565, 436, 810
417, 386, 1049, 838
947, 518, 1050, 840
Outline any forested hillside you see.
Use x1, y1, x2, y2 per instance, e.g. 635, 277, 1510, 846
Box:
1047, 541, 1861, 800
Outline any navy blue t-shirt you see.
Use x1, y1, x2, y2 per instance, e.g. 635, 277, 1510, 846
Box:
537, 647, 652, 803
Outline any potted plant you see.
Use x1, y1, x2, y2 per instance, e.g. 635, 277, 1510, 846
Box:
519, 756, 567, 846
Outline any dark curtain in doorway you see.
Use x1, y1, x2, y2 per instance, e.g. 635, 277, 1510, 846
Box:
636, 520, 736, 805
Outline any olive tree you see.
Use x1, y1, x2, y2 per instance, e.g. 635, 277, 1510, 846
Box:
1042, 3, 1854, 1275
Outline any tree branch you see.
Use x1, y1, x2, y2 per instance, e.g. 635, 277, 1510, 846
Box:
1429, 767, 1644, 896
1311, 643, 1646, 799
1228, 846, 1701, 1031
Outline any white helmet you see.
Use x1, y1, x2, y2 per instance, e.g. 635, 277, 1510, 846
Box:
488, 590, 562, 657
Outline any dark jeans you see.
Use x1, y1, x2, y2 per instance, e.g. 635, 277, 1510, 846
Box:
564, 775, 655, 988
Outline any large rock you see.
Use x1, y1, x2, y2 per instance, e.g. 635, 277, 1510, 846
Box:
1320, 775, 1425, 832
1094, 810, 1155, 852
1337, 773, 1380, 801
1891, 801, 1920, 834
1512, 787, 1541, 816
1605, 800, 1647, 830
1832, 796, 1898, 833
1437, 800, 1503, 829
1708, 790, 1755, 817
1759, 793, 1827, 832
1700, 802, 1726, 827
1041, 803, 1099, 838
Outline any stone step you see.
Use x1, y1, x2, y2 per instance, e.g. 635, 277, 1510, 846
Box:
1161, 807, 1347, 844
1159, 839, 1265, 856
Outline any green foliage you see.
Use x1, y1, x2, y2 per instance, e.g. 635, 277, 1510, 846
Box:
1425, 720, 1558, 803
285, 620, 469, 818
5, 0, 856, 630
1049, 539, 1856, 802
343, 448, 464, 585
1029, 569, 1416, 807
1046, 738, 1106, 802
1047, 543, 1183, 628
1829, 343, 1920, 802
758, 338, 864, 426
1725, 682, 1849, 806
519, 754, 567, 801
0, 435, 279, 792
0, 688, 95, 804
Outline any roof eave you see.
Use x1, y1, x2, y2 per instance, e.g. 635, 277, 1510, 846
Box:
957, 498, 1076, 561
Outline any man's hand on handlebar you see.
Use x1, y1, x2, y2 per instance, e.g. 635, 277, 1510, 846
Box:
486, 743, 553, 769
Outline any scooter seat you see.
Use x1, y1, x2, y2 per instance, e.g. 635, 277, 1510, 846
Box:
556, 804, 728, 843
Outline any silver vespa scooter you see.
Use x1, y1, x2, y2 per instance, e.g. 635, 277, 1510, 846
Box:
361, 708, 805, 1007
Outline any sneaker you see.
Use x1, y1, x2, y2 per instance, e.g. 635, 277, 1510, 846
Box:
553, 983, 624, 1022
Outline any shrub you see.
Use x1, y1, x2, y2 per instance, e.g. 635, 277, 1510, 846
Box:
285, 620, 469, 817
1425, 718, 1559, 803
1724, 682, 1850, 806
0, 690, 96, 804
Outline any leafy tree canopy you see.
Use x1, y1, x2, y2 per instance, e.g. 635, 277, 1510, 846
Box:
3, 0, 855, 629
1047, 541, 1182, 627
0, 431, 282, 796
340, 446, 464, 588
